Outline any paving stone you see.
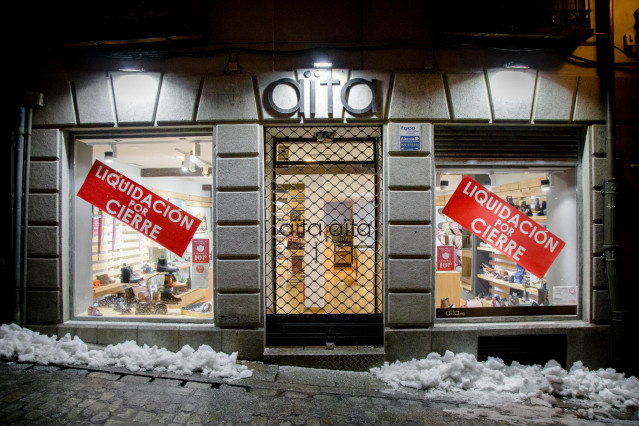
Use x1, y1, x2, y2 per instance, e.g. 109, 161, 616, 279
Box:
119, 375, 152, 384
88, 372, 120, 381
152, 378, 183, 387
184, 381, 212, 389
32, 365, 61, 372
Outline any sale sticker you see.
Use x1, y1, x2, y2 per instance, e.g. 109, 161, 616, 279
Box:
442, 176, 565, 278
192, 238, 210, 264
437, 246, 455, 271
77, 160, 201, 257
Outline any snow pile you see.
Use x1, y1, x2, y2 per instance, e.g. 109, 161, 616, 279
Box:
371, 351, 639, 413
0, 323, 252, 380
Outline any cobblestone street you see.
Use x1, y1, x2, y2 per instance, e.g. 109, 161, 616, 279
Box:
0, 361, 512, 425
2, 361, 639, 425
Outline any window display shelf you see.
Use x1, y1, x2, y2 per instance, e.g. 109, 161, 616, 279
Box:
477, 274, 539, 295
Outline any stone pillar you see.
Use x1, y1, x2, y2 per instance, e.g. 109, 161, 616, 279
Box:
27, 129, 63, 325
384, 123, 435, 362
588, 125, 611, 324
213, 124, 264, 360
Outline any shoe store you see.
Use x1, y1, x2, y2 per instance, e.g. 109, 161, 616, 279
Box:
21, 66, 621, 368
17, 0, 639, 367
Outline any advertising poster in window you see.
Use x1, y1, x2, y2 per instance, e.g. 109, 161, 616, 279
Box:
77, 160, 201, 257
442, 175, 565, 278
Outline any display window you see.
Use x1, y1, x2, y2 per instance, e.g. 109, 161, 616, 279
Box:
434, 170, 579, 318
73, 135, 213, 320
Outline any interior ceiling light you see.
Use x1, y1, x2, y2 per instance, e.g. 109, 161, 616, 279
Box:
119, 65, 146, 72
104, 151, 114, 163
504, 61, 530, 69
313, 62, 333, 68
541, 178, 551, 192
181, 155, 190, 172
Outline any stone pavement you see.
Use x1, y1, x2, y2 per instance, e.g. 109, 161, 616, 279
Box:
1, 361, 637, 425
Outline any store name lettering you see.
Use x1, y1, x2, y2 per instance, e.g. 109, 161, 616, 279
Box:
266, 78, 377, 115
278, 220, 373, 237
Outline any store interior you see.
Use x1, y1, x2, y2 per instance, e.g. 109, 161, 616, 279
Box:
74, 136, 213, 319
434, 170, 578, 315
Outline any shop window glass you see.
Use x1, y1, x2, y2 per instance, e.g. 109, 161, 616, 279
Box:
73, 137, 213, 320
435, 170, 578, 318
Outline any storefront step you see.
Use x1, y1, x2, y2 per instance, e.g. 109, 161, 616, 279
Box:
263, 346, 385, 372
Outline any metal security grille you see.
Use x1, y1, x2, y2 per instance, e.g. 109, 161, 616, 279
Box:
265, 126, 383, 346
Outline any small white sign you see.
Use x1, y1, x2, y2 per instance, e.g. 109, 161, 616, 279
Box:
552, 286, 578, 305
191, 264, 209, 289
399, 124, 421, 151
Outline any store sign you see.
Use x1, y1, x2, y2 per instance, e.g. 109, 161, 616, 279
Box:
77, 160, 201, 257
399, 125, 421, 151
437, 246, 455, 271
442, 176, 565, 278
266, 77, 377, 115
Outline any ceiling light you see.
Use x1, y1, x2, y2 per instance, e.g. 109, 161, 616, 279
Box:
439, 180, 449, 190
541, 179, 551, 192
181, 155, 190, 172
504, 61, 530, 69
119, 65, 146, 72
303, 157, 317, 163
314, 62, 332, 68
104, 151, 114, 163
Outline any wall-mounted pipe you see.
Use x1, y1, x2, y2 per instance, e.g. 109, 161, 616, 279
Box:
597, 0, 624, 370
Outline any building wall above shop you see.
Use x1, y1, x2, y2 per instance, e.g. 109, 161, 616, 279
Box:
32, 70, 630, 128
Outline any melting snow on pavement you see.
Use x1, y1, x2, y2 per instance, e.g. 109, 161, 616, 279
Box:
0, 323, 252, 380
371, 350, 639, 424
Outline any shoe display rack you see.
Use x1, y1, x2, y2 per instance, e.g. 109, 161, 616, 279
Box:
474, 238, 547, 306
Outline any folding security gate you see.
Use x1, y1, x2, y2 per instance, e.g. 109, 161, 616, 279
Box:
265, 126, 383, 346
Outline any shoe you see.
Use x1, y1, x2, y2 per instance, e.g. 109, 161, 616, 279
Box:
124, 288, 136, 304
161, 291, 182, 304
153, 303, 168, 314
97, 274, 115, 285
156, 256, 178, 273
514, 265, 525, 284
88, 305, 103, 316
440, 297, 452, 309
120, 264, 131, 283
112, 297, 132, 314
135, 303, 154, 315
142, 264, 153, 274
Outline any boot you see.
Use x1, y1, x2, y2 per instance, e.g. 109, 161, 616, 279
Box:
156, 256, 178, 273
120, 264, 131, 283
440, 297, 452, 309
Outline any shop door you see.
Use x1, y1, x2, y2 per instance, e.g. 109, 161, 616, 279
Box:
265, 127, 383, 346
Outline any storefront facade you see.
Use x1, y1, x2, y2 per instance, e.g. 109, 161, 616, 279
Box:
21, 64, 633, 369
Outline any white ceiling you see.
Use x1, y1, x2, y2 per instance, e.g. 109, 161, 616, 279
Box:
77, 136, 213, 183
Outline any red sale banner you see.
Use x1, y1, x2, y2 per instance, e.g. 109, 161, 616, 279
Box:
437, 246, 455, 271
442, 176, 565, 278
192, 238, 210, 264
77, 160, 201, 257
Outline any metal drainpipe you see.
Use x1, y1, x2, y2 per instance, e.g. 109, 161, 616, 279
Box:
600, 1, 624, 369
13, 106, 27, 326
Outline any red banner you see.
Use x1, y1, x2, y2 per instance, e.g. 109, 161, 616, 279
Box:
192, 238, 210, 264
437, 246, 455, 271
77, 160, 201, 257
442, 176, 564, 278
